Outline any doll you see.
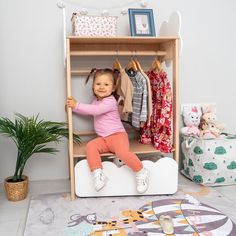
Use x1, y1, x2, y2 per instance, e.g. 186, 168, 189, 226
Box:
181, 105, 201, 136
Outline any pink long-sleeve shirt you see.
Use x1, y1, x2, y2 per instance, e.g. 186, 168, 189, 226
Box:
73, 95, 125, 137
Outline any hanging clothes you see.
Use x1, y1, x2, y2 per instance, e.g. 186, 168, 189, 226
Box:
140, 69, 173, 153
115, 68, 134, 121
126, 69, 148, 129
139, 68, 153, 126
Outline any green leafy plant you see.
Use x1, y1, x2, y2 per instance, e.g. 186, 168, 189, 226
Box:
0, 113, 81, 182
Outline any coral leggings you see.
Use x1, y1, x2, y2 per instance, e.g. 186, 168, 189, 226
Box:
86, 132, 143, 172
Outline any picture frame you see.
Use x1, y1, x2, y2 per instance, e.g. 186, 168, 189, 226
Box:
128, 8, 156, 37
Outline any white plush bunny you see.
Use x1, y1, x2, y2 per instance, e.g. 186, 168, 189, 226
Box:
181, 105, 202, 136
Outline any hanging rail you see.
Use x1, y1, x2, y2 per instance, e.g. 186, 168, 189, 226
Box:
70, 50, 167, 56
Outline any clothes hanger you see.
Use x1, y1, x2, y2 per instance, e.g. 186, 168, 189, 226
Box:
133, 51, 142, 71
113, 50, 122, 71
113, 58, 122, 71
126, 53, 138, 72
134, 59, 142, 71
151, 54, 162, 72
127, 59, 138, 71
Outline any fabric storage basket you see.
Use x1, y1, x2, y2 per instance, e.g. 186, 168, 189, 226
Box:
181, 134, 236, 186
71, 13, 118, 37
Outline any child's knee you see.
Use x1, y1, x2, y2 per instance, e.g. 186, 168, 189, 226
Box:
115, 150, 129, 159
86, 139, 102, 152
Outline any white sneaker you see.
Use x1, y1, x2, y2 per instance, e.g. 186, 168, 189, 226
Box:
159, 215, 174, 234
93, 169, 108, 192
136, 168, 149, 193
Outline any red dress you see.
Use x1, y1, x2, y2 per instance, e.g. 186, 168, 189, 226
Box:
140, 70, 173, 153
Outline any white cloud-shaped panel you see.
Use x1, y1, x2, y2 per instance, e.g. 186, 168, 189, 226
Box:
75, 157, 178, 197
159, 11, 183, 61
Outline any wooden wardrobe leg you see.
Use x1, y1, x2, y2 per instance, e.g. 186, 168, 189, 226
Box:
173, 38, 180, 164
66, 38, 76, 200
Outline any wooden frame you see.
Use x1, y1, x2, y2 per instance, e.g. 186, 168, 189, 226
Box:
128, 9, 156, 36
66, 36, 179, 200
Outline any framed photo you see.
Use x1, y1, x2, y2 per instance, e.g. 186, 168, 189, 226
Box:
128, 8, 156, 37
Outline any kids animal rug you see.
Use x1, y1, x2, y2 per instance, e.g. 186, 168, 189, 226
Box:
24, 191, 236, 236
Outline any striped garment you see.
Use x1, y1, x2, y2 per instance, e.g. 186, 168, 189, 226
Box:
126, 70, 148, 128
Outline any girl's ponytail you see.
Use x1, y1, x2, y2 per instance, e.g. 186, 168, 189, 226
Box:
85, 68, 97, 84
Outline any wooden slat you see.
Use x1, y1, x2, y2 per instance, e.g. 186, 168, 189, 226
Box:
70, 51, 167, 56
73, 138, 175, 158
71, 70, 90, 76
67, 36, 179, 44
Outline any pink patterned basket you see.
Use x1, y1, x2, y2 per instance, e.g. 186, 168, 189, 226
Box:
71, 13, 118, 37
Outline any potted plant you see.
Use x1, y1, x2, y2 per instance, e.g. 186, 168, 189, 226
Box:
0, 113, 80, 201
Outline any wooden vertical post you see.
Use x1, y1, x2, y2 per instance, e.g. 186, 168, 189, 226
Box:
172, 39, 180, 164
66, 38, 76, 200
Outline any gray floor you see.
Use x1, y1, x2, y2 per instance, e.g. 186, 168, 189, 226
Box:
0, 175, 236, 236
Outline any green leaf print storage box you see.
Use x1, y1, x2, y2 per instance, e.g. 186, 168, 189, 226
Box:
181, 134, 236, 186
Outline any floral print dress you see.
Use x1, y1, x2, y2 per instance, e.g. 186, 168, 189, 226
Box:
140, 69, 173, 153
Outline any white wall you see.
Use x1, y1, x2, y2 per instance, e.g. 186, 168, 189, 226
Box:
0, 0, 236, 182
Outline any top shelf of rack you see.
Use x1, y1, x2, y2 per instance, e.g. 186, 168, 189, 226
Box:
66, 37, 179, 59
67, 36, 179, 44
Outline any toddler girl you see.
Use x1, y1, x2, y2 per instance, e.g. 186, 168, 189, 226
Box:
66, 68, 149, 193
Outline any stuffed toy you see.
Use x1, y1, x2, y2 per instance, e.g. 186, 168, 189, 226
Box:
201, 104, 225, 135
201, 105, 217, 124
181, 105, 202, 136
199, 118, 221, 138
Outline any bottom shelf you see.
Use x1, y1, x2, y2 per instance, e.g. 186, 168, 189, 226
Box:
75, 158, 178, 197
73, 138, 172, 158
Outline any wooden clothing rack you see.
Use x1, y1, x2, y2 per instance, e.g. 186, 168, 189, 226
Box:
66, 36, 180, 200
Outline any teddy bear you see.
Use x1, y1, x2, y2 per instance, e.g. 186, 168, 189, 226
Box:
198, 118, 221, 138
199, 105, 225, 138
201, 105, 217, 124
181, 105, 202, 136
